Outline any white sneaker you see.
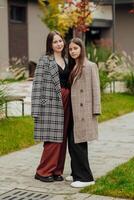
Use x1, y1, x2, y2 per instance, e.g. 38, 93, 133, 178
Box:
65, 175, 73, 181
71, 181, 95, 188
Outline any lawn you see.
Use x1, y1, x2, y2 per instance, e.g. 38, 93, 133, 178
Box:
0, 93, 134, 156
81, 158, 134, 199
0, 116, 35, 156
0, 92, 134, 198
80, 93, 134, 199
99, 93, 134, 122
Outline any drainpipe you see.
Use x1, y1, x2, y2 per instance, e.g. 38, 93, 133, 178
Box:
112, 0, 116, 53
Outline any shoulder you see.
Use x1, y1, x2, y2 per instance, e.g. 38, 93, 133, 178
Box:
36, 55, 50, 69
84, 59, 98, 71
38, 55, 49, 64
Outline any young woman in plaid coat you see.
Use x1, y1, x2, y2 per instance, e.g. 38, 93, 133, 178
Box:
31, 31, 71, 182
66, 38, 101, 188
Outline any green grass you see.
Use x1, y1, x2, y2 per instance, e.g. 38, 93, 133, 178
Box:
80, 93, 134, 199
81, 158, 134, 199
99, 93, 134, 122
0, 93, 134, 156
0, 93, 134, 198
0, 116, 35, 156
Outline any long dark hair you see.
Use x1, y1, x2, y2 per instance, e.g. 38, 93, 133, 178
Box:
68, 38, 86, 85
46, 30, 66, 57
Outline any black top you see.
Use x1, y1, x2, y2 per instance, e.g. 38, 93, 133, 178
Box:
57, 61, 70, 88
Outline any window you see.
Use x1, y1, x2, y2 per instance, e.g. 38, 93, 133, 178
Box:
10, 5, 26, 23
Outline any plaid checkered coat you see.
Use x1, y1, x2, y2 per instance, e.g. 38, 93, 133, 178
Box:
31, 55, 64, 142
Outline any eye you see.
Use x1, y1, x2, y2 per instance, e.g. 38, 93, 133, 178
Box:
53, 40, 57, 44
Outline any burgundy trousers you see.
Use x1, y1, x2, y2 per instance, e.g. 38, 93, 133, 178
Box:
36, 88, 71, 177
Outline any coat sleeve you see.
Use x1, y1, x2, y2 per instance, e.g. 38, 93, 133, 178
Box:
31, 56, 48, 117
91, 63, 101, 115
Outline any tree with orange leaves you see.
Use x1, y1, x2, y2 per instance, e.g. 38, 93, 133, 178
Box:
38, 0, 96, 38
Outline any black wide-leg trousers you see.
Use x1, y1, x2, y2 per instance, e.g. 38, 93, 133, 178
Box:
68, 128, 94, 182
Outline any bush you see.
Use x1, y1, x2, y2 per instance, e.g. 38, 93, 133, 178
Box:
99, 69, 110, 93
9, 57, 28, 80
0, 81, 7, 118
86, 44, 112, 92
86, 43, 112, 64
124, 72, 134, 94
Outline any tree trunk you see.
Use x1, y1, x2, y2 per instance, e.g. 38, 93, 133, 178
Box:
73, 28, 85, 43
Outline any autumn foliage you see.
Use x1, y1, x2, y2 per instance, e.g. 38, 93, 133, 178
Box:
38, 0, 94, 36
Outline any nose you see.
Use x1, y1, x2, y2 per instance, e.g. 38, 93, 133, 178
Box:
70, 49, 74, 53
71, 50, 74, 54
58, 41, 62, 46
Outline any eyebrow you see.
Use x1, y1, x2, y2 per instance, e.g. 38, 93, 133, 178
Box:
53, 39, 62, 42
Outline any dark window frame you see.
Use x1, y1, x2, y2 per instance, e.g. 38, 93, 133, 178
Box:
9, 4, 27, 24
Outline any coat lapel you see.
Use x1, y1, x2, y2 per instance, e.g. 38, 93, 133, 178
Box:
49, 55, 62, 100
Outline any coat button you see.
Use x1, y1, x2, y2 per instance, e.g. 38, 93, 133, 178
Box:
80, 103, 83, 107
81, 118, 84, 121
80, 89, 83, 93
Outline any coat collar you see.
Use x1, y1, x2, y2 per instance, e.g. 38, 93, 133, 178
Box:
48, 55, 62, 100
49, 55, 55, 61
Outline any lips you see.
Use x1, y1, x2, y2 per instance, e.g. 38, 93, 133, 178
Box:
57, 47, 63, 50
57, 46, 63, 48
71, 54, 77, 57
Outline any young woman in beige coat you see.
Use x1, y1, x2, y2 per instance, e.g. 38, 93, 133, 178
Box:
67, 38, 101, 188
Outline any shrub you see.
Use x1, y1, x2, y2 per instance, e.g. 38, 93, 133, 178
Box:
105, 53, 122, 81
124, 72, 134, 94
0, 81, 7, 118
86, 44, 134, 93
86, 43, 112, 64
99, 69, 110, 93
9, 57, 28, 80
86, 44, 112, 92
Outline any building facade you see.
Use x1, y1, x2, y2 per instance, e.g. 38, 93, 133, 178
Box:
89, 0, 134, 54
0, 0, 134, 78
0, 0, 49, 78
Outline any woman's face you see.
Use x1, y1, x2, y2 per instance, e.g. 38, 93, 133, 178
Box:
52, 34, 64, 53
69, 42, 81, 60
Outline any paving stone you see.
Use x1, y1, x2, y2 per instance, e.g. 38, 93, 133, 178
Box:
0, 81, 133, 200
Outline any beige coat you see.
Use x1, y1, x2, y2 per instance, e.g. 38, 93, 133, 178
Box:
71, 60, 101, 143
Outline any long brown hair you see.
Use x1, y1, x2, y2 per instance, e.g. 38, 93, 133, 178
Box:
68, 38, 86, 85
46, 30, 66, 57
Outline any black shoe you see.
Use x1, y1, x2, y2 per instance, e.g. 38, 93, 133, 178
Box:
35, 173, 54, 182
53, 175, 64, 181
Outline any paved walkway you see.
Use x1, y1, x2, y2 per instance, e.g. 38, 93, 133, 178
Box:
0, 81, 134, 200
